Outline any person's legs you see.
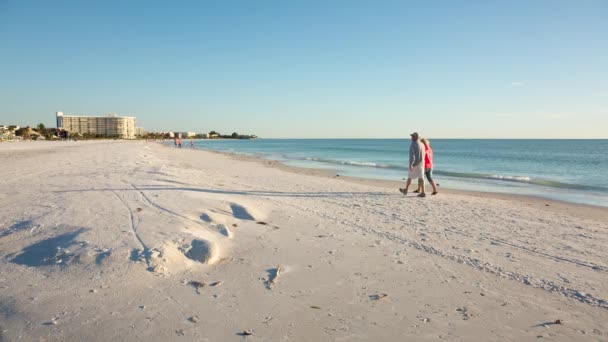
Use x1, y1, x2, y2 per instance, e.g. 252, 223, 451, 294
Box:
425, 168, 438, 194
429, 179, 438, 194
413, 166, 422, 192
404, 178, 412, 193
417, 178, 425, 197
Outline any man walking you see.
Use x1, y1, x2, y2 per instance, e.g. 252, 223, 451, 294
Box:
399, 132, 426, 197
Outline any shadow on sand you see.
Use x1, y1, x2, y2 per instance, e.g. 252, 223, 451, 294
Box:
0, 220, 34, 238
53, 186, 394, 199
11, 228, 86, 267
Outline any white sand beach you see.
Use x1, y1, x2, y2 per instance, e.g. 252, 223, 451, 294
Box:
1, 140, 607, 341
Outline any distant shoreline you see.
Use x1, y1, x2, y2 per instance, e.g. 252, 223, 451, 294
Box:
159, 142, 608, 219
163, 139, 608, 208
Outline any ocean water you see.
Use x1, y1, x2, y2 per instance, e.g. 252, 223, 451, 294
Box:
185, 139, 608, 207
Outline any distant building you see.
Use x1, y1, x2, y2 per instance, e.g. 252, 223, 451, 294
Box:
0, 126, 9, 140
56, 112, 136, 139
136, 127, 147, 137
1, 126, 19, 141
182, 132, 196, 138
0, 125, 19, 132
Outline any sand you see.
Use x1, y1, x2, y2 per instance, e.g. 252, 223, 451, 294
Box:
1, 140, 607, 341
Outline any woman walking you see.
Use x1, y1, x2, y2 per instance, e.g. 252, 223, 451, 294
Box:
416, 138, 438, 195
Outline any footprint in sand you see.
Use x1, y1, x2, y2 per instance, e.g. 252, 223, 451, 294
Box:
142, 238, 222, 275
200, 213, 213, 223
199, 202, 261, 239
185, 239, 220, 265
214, 224, 233, 238
229, 203, 256, 221
198, 212, 233, 238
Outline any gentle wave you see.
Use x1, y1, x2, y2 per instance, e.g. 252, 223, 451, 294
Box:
192, 143, 606, 193
419, 170, 602, 191
297, 157, 606, 192
304, 157, 394, 169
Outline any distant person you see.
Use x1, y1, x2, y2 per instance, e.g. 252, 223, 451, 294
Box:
399, 132, 426, 197
174, 138, 177, 146
190, 140, 194, 148
414, 138, 438, 195
178, 138, 182, 148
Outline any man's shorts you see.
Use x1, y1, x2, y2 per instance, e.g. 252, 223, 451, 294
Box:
408, 163, 424, 179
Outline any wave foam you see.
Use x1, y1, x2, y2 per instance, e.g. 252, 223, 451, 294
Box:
487, 175, 532, 183
341, 161, 378, 167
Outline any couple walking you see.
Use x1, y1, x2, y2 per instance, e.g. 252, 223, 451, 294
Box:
399, 132, 438, 197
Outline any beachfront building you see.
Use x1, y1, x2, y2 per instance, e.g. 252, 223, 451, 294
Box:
1, 126, 11, 141
56, 112, 136, 139
135, 127, 147, 137
0, 125, 19, 132
0, 125, 19, 141
182, 132, 196, 138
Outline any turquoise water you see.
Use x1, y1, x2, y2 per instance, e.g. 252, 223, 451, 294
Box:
185, 139, 608, 207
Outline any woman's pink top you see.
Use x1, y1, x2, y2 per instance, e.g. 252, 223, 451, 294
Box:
424, 145, 433, 168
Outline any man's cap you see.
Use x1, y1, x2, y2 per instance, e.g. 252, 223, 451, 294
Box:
410, 132, 419, 138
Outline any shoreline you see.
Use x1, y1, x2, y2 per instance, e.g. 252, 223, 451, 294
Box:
185, 139, 608, 208
9, 140, 604, 218
183, 145, 608, 222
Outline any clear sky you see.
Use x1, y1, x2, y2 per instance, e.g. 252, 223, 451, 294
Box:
0, 0, 606, 138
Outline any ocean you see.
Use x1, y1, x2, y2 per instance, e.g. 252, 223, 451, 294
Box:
185, 139, 608, 207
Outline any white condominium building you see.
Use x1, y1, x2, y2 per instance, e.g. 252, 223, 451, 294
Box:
56, 112, 136, 139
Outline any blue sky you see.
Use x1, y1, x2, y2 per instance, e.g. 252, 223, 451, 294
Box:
0, 0, 606, 138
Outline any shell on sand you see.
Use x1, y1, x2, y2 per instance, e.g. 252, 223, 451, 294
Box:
187, 281, 206, 294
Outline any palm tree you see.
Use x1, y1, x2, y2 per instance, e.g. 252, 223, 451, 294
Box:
37, 123, 52, 138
